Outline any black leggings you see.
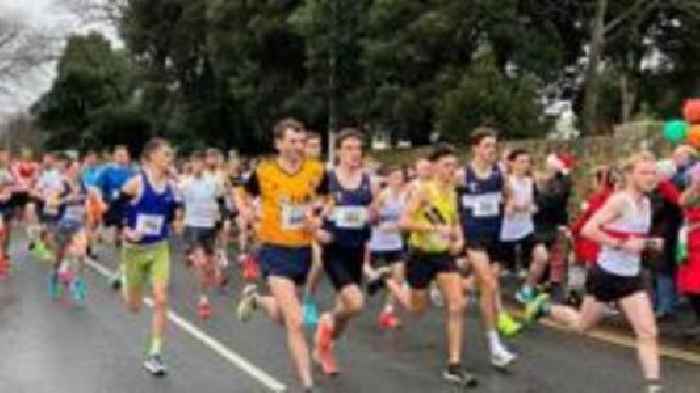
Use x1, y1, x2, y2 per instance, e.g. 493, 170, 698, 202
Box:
690, 295, 700, 321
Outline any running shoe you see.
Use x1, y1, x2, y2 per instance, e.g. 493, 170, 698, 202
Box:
143, 354, 167, 377
198, 298, 213, 320
490, 347, 517, 369
302, 294, 319, 327
646, 383, 664, 393
442, 365, 478, 388
236, 284, 258, 322
377, 310, 401, 330
110, 271, 122, 291
497, 312, 522, 337
524, 293, 551, 323
313, 316, 338, 375
70, 277, 87, 306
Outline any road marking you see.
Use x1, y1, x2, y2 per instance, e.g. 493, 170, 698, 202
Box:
85, 258, 287, 393
508, 307, 700, 365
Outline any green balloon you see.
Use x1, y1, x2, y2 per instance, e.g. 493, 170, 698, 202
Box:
664, 120, 688, 143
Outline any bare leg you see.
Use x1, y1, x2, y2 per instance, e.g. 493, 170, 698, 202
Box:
619, 292, 660, 382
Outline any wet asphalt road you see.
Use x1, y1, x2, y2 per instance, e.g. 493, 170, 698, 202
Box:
0, 234, 698, 393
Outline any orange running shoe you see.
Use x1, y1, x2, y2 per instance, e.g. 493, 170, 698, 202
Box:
197, 298, 213, 320
378, 310, 401, 330
313, 316, 338, 375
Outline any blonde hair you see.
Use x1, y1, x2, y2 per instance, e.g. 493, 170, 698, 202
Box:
620, 150, 655, 173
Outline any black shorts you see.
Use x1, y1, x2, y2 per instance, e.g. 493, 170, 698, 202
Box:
10, 191, 29, 209
464, 233, 506, 264
406, 250, 457, 290
103, 202, 124, 229
259, 245, 312, 286
585, 265, 644, 303
323, 243, 365, 291
184, 226, 217, 255
500, 233, 557, 270
370, 250, 404, 268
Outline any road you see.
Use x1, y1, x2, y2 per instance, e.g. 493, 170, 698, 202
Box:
0, 234, 697, 393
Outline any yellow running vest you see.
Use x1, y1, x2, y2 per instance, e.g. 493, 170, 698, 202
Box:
255, 159, 325, 247
409, 181, 458, 253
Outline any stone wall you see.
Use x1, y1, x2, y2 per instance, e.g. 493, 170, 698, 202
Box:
372, 120, 672, 210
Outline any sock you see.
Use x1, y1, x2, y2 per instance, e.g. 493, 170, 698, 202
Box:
520, 286, 533, 298
150, 336, 163, 356
487, 330, 504, 354
383, 304, 394, 314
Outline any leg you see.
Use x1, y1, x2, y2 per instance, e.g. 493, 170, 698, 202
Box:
550, 296, 605, 333
436, 272, 465, 365
268, 277, 313, 389
469, 250, 497, 331
329, 284, 364, 340
304, 242, 324, 296
524, 244, 549, 290
618, 292, 660, 382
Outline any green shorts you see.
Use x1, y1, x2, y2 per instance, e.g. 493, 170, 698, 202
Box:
122, 241, 170, 290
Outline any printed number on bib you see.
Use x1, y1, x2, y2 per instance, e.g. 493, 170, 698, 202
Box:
135, 214, 165, 236
64, 205, 85, 222
281, 203, 307, 231
334, 206, 368, 229
472, 193, 501, 218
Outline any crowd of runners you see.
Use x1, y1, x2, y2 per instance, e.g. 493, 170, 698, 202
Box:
1, 118, 700, 393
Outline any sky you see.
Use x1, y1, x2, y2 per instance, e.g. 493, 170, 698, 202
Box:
0, 0, 117, 114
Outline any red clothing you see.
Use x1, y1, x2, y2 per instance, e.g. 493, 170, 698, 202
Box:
570, 187, 613, 266
11, 161, 39, 191
679, 206, 700, 295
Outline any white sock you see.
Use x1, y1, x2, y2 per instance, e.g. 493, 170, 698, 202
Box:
487, 330, 505, 354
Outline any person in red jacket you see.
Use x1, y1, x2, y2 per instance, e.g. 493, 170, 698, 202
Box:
571, 166, 616, 267
677, 164, 700, 338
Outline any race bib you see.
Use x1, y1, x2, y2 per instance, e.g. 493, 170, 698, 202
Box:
334, 206, 368, 229
135, 214, 165, 236
468, 193, 501, 218
281, 203, 307, 231
63, 204, 85, 222
111, 190, 121, 200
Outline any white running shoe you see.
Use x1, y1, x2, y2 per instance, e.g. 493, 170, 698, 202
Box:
236, 284, 258, 322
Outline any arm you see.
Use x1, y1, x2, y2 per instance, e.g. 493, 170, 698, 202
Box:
399, 188, 434, 233
581, 193, 655, 254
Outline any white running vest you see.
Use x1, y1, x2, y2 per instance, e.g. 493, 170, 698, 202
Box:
500, 176, 535, 241
369, 190, 406, 252
598, 193, 651, 277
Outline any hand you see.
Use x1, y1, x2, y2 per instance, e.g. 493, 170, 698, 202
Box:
558, 226, 572, 239
449, 239, 464, 256
124, 228, 143, 243
315, 229, 333, 244
645, 237, 665, 252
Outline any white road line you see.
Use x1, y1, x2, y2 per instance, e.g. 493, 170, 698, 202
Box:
85, 258, 287, 393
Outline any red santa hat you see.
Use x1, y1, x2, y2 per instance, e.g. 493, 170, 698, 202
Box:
546, 152, 575, 175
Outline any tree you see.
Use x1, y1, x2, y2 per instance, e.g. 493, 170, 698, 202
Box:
32, 32, 146, 150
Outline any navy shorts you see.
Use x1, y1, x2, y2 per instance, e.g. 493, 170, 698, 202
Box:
259, 245, 312, 287
323, 243, 365, 291
464, 233, 506, 264
406, 250, 457, 290
103, 202, 125, 228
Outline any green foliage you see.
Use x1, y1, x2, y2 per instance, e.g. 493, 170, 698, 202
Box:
435, 53, 547, 141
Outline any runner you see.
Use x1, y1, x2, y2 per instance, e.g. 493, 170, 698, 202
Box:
81, 150, 105, 260
313, 128, 375, 375
95, 145, 135, 289
180, 150, 226, 319
367, 165, 407, 329
51, 160, 90, 305
0, 149, 14, 276
526, 151, 664, 393
384, 144, 477, 387
457, 127, 518, 367
236, 118, 326, 392
119, 138, 180, 376
10, 148, 39, 223
31, 153, 65, 262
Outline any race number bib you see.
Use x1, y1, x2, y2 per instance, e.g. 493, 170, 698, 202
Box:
334, 206, 368, 229
63, 205, 85, 222
135, 214, 165, 236
466, 193, 501, 218
281, 203, 307, 231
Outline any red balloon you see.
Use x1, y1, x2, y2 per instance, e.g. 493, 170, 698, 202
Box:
684, 99, 700, 124
687, 125, 700, 148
